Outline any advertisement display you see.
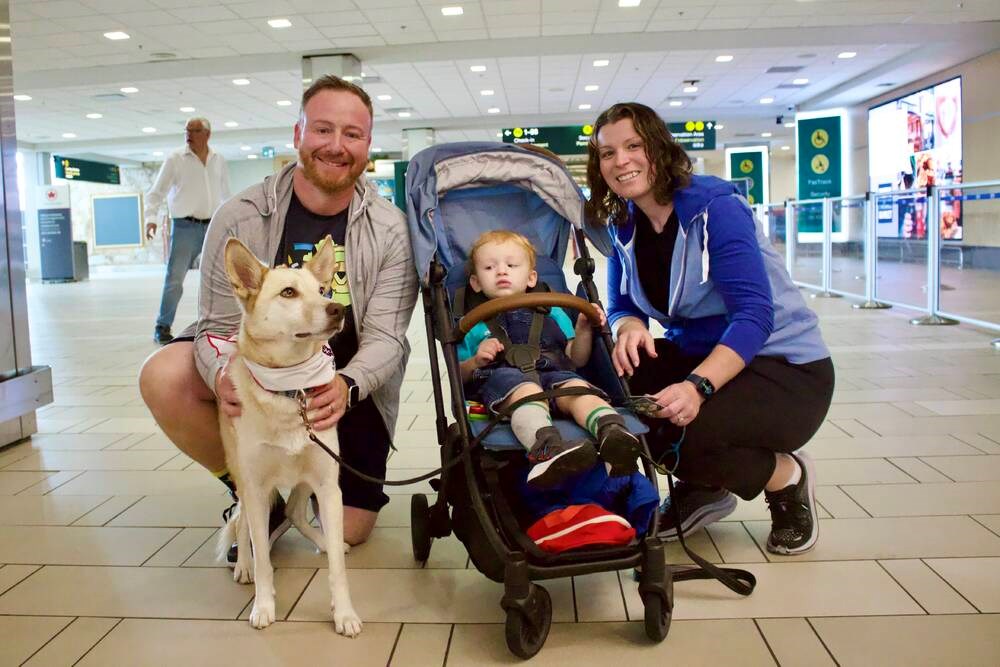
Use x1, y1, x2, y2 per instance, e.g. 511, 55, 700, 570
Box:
868, 77, 963, 240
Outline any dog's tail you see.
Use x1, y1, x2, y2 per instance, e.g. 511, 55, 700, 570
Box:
216, 501, 240, 562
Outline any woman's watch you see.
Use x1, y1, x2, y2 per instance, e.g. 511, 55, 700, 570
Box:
340, 374, 360, 410
685, 373, 716, 399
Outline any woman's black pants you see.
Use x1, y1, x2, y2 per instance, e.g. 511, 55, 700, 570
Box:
628, 339, 835, 500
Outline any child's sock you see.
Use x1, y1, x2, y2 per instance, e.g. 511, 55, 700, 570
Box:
585, 406, 620, 439
511, 402, 552, 450
213, 468, 238, 500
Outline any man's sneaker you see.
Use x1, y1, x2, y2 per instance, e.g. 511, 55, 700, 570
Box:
225, 492, 292, 567
595, 415, 642, 476
764, 451, 818, 555
153, 325, 173, 345
526, 426, 598, 489
657, 481, 737, 540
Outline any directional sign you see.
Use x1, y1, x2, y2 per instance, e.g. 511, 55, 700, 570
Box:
53, 155, 120, 185
667, 121, 716, 151
501, 125, 594, 155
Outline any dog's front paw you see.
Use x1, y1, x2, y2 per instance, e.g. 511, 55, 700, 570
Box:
249, 599, 276, 629
233, 561, 254, 584
334, 608, 362, 637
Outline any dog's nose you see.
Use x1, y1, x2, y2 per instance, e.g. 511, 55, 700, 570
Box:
326, 302, 345, 320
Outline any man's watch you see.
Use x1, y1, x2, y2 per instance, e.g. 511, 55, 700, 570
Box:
685, 373, 716, 399
340, 374, 360, 410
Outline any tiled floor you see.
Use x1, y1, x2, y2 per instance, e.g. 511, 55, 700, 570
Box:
3, 263, 1000, 666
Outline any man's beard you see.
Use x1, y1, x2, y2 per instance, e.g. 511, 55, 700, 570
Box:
300, 149, 364, 195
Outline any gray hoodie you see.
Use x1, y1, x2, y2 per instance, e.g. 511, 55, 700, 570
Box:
184, 161, 418, 438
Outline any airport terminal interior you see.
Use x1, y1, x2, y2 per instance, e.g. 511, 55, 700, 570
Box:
2, 1, 1000, 664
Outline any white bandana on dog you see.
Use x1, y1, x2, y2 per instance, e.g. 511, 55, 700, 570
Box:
207, 334, 336, 393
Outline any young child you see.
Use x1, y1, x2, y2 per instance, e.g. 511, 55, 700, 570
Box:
458, 230, 641, 488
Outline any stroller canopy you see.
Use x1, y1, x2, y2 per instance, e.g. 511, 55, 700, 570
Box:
404, 142, 613, 287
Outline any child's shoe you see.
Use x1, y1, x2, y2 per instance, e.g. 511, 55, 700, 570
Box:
526, 426, 598, 489
596, 414, 642, 476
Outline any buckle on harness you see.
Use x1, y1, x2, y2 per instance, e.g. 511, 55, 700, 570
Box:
505, 344, 540, 374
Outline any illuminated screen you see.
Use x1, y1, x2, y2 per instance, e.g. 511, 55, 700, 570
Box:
868, 77, 962, 240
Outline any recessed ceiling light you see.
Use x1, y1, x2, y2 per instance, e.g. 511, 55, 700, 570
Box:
86, 113, 103, 119
153, 151, 163, 156
618, 0, 641, 6
470, 65, 486, 72
784, 121, 795, 128
224, 121, 239, 128
496, 132, 502, 137
103, 31, 130, 40
398, 111, 411, 118
669, 100, 683, 107
13, 94, 31, 101
578, 103, 592, 110
120, 87, 138, 93
267, 18, 292, 28
715, 123, 724, 130
142, 127, 157, 133
276, 100, 292, 106
248, 154, 259, 159
232, 78, 250, 86
487, 107, 500, 113
377, 94, 392, 101
441, 6, 464, 15
792, 78, 809, 85
584, 84, 599, 92
715, 55, 734, 63
683, 85, 698, 93
285, 143, 294, 149
761, 132, 772, 137
480, 89, 494, 96
593, 59, 609, 67
371, 146, 382, 152
61, 132, 77, 139
179, 106, 195, 113
240, 145, 252, 151
759, 97, 774, 104
838, 51, 857, 59
781, 145, 790, 150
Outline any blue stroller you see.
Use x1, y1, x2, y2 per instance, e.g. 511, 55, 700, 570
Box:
403, 142, 754, 659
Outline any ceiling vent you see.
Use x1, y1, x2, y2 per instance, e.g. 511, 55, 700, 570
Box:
734, 132, 756, 137
765, 66, 804, 73
92, 93, 128, 102
776, 83, 805, 89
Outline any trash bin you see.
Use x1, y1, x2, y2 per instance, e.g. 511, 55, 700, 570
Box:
73, 241, 89, 281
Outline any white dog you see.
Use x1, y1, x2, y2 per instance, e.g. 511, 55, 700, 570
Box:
216, 236, 361, 636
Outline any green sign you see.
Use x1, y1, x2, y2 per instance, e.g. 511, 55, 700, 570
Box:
796, 115, 842, 233
501, 125, 594, 155
667, 121, 716, 151
728, 149, 766, 205
53, 155, 121, 185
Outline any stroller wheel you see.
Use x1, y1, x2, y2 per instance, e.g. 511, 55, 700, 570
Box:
410, 493, 432, 562
504, 583, 552, 660
641, 580, 673, 642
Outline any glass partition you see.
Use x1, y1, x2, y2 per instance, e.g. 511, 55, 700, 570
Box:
787, 200, 823, 289
873, 190, 929, 309
829, 196, 866, 298
937, 183, 1000, 326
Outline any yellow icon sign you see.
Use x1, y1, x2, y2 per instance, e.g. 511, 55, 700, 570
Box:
811, 129, 829, 149
695, 121, 704, 131
739, 159, 755, 174
582, 124, 593, 136
513, 127, 523, 138
811, 154, 829, 174
685, 121, 695, 131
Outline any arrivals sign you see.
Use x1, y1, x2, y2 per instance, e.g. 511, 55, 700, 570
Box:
53, 155, 121, 185
725, 146, 769, 205
502, 120, 716, 155
796, 114, 842, 233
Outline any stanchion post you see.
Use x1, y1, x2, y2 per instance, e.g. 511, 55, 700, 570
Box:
855, 191, 891, 309
911, 185, 958, 326
785, 200, 795, 277
811, 197, 841, 298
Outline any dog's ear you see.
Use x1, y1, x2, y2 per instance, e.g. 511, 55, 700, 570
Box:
224, 237, 267, 300
305, 235, 336, 286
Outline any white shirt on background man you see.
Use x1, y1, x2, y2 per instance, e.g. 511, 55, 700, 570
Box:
145, 145, 231, 224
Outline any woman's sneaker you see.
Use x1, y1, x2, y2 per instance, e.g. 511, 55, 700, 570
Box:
657, 481, 737, 540
224, 492, 292, 567
526, 426, 598, 489
764, 451, 818, 555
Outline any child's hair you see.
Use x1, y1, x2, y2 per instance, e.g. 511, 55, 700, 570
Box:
467, 230, 537, 275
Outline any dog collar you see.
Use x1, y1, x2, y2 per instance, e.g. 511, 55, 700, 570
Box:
207, 334, 336, 394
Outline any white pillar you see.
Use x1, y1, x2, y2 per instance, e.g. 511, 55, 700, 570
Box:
403, 128, 435, 160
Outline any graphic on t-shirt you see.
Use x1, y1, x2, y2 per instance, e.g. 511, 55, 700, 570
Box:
286, 237, 351, 307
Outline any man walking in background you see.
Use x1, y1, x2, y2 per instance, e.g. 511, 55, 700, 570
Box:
145, 117, 231, 345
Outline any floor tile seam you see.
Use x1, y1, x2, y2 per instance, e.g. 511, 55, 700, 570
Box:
179, 528, 223, 567
913, 457, 959, 482
750, 618, 781, 667
384, 623, 405, 666
0, 565, 42, 596
138, 527, 186, 566
282, 568, 320, 621
97, 495, 145, 527
154, 454, 187, 471
19, 614, 81, 666
951, 432, 1000, 453
874, 559, 929, 615
15, 471, 85, 496
700, 522, 726, 563
969, 515, 1000, 539
66, 495, 116, 526
883, 458, 923, 484
919, 558, 985, 613
739, 521, 770, 561
803, 617, 843, 667
831, 485, 873, 518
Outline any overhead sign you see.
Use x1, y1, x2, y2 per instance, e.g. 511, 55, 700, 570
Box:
53, 155, 121, 185
501, 125, 594, 155
667, 121, 716, 151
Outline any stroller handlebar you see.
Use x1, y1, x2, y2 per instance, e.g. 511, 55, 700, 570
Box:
458, 293, 603, 334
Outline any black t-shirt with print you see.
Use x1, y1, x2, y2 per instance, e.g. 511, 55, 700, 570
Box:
274, 191, 357, 365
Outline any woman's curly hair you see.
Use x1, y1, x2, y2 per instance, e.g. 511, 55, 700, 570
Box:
585, 102, 692, 226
